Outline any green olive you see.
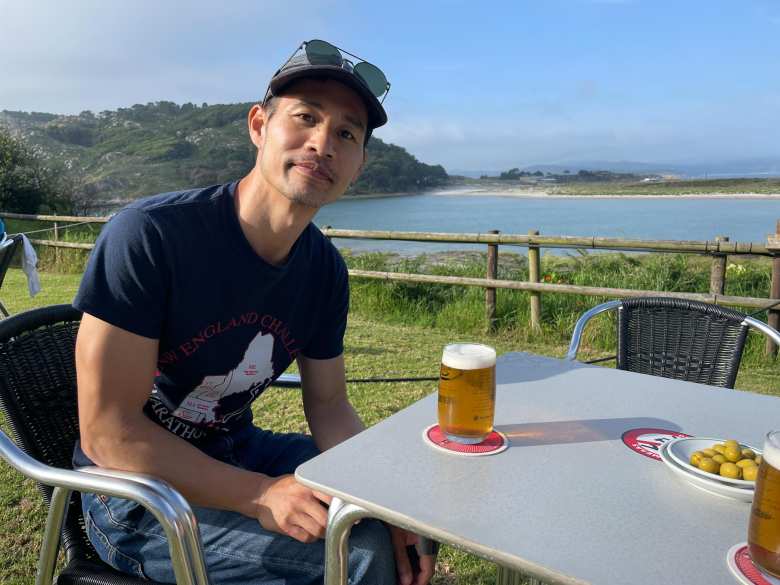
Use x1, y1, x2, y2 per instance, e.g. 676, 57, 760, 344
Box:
698, 458, 720, 474
720, 462, 742, 479
736, 459, 757, 469
756, 455, 763, 466
712, 454, 727, 464
690, 451, 704, 466
743, 466, 758, 482
713, 444, 726, 454
725, 439, 740, 450
701, 448, 717, 458
741, 448, 756, 460
724, 446, 742, 463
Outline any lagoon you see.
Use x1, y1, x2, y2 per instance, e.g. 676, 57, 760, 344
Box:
314, 194, 780, 256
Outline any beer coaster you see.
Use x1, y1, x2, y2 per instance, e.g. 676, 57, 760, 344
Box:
727, 543, 780, 585
422, 424, 508, 456
621, 427, 691, 461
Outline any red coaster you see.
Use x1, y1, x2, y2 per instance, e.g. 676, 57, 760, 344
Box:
727, 543, 780, 585
422, 424, 508, 456
621, 427, 691, 461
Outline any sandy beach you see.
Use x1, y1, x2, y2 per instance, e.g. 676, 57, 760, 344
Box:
424, 186, 780, 199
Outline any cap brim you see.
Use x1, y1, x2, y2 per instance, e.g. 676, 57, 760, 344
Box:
269, 64, 387, 130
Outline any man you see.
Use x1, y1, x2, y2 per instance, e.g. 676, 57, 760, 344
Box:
73, 40, 437, 585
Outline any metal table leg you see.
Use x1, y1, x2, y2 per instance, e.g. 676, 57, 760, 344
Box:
324, 498, 373, 585
496, 565, 545, 585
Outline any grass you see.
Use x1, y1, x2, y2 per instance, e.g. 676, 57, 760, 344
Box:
1, 256, 778, 583
343, 250, 778, 386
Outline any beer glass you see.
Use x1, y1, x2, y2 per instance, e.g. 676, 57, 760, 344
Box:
749, 430, 780, 577
437, 343, 496, 444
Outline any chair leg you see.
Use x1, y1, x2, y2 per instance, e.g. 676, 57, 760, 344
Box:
496, 565, 545, 585
36, 486, 70, 585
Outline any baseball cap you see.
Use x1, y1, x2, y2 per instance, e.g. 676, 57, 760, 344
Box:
264, 40, 389, 131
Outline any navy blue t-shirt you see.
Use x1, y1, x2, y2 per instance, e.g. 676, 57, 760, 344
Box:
73, 181, 348, 459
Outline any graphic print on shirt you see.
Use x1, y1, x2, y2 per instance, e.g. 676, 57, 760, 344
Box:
172, 330, 276, 425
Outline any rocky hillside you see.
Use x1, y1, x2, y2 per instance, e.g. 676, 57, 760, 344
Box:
1, 102, 448, 208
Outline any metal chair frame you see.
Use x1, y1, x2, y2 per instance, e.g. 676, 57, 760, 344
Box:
567, 298, 780, 387
0, 305, 210, 585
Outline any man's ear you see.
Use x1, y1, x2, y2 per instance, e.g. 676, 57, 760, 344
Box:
247, 104, 266, 149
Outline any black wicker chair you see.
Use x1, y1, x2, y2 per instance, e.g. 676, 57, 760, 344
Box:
0, 305, 209, 585
0, 234, 23, 318
567, 297, 780, 388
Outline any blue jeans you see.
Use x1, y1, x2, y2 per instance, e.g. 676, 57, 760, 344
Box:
81, 426, 396, 584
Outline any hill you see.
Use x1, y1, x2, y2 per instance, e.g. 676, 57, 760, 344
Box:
0, 102, 448, 211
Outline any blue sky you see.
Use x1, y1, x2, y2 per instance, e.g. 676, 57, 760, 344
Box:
1, 0, 779, 171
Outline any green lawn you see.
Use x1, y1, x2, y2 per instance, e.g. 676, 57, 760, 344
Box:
0, 268, 777, 583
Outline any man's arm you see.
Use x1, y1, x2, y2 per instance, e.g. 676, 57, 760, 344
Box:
298, 353, 364, 450
76, 313, 330, 543
297, 354, 437, 585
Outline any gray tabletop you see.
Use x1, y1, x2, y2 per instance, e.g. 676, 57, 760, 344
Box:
296, 352, 780, 585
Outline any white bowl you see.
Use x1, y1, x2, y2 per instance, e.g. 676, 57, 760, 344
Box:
659, 442, 754, 502
666, 437, 759, 489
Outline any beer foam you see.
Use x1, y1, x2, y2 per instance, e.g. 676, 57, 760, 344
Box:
442, 343, 496, 370
763, 431, 780, 469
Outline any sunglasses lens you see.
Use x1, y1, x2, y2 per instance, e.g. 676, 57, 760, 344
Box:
354, 62, 388, 97
305, 40, 342, 66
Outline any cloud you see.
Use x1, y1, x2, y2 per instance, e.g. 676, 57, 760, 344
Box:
0, 0, 334, 113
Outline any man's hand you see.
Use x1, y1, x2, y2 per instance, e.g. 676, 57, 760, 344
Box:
390, 526, 438, 585
255, 474, 332, 543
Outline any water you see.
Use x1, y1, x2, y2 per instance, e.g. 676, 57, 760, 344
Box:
314, 194, 780, 256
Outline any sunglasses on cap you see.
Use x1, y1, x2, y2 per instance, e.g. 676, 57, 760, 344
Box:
278, 39, 391, 102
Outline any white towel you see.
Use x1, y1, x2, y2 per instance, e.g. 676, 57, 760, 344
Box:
20, 234, 41, 297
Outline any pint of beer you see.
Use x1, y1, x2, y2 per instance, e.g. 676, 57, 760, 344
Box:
749, 431, 780, 577
438, 343, 496, 444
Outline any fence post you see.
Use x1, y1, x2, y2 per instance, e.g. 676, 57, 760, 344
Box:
767, 221, 780, 358
53, 220, 61, 266
485, 230, 499, 332
709, 235, 729, 295
528, 229, 541, 331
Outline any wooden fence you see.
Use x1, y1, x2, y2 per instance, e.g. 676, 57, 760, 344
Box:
4, 212, 780, 355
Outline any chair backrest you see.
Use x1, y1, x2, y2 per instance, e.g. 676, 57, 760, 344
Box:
0, 304, 98, 562
0, 234, 22, 291
617, 297, 749, 388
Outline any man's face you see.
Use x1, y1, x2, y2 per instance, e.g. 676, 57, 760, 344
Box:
251, 78, 368, 209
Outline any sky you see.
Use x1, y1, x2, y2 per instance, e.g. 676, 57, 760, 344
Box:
2, 0, 779, 172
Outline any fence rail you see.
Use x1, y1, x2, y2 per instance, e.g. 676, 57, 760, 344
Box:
4, 212, 780, 355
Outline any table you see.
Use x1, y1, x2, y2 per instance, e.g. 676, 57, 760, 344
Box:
295, 352, 780, 585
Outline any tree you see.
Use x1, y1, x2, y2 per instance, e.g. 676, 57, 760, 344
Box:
0, 127, 74, 213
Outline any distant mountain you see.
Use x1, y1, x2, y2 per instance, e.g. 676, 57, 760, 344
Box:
0, 102, 448, 210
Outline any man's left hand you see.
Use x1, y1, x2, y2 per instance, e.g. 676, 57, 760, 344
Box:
390, 526, 438, 585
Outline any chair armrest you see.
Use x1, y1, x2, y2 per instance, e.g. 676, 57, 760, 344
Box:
566, 300, 622, 361
744, 316, 780, 348
0, 430, 210, 585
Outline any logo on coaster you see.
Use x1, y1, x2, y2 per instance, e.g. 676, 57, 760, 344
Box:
728, 543, 780, 585
422, 424, 508, 457
621, 427, 691, 461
